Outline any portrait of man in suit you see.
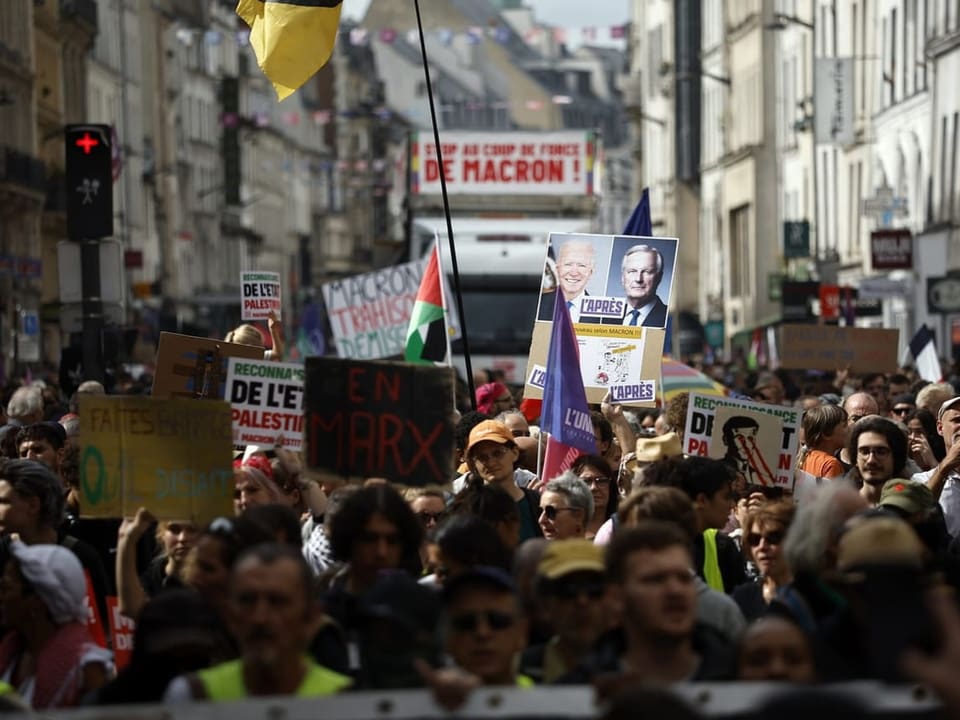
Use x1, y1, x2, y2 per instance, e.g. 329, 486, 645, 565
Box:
537, 238, 602, 323
603, 244, 668, 328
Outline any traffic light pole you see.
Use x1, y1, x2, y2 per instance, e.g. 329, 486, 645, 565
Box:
80, 239, 105, 384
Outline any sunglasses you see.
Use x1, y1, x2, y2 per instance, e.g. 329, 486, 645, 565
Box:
579, 475, 610, 487
449, 610, 515, 633
553, 581, 605, 601
747, 530, 785, 547
892, 406, 912, 415
416, 511, 445, 525
540, 505, 577, 521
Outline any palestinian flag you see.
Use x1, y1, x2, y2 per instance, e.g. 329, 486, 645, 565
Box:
237, 0, 343, 101
405, 245, 448, 364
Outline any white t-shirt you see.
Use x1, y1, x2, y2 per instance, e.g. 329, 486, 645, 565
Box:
912, 468, 960, 537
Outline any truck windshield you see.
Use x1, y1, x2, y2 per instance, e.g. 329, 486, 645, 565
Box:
451, 277, 540, 356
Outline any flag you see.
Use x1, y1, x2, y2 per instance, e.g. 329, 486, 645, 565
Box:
623, 187, 652, 236
540, 287, 597, 482
405, 243, 448, 364
910, 324, 942, 382
747, 327, 762, 370
236, 0, 343, 101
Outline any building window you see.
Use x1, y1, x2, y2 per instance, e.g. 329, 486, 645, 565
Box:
729, 204, 750, 297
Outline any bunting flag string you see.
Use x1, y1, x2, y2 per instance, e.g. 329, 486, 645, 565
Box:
174, 22, 629, 50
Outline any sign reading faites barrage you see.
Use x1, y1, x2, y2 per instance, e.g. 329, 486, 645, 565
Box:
241, 271, 282, 321
226, 358, 304, 451
410, 130, 599, 196
683, 393, 801, 490
304, 358, 454, 486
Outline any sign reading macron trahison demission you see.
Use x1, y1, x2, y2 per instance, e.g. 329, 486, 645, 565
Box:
226, 358, 304, 451
241, 271, 281, 321
321, 259, 428, 360
410, 130, 599, 196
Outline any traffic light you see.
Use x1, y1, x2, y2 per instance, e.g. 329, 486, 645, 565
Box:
65, 124, 114, 240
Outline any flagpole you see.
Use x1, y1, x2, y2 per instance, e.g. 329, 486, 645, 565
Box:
413, 0, 477, 410
434, 234, 454, 366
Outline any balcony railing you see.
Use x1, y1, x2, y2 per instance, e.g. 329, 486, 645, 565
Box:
60, 0, 98, 31
0, 146, 47, 195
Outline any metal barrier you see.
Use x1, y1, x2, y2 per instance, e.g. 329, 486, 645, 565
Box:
13, 684, 945, 719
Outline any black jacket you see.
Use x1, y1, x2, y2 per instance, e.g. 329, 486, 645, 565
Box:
557, 624, 737, 684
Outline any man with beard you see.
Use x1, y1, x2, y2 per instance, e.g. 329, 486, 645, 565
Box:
846, 416, 908, 506
165, 544, 350, 700
561, 520, 736, 684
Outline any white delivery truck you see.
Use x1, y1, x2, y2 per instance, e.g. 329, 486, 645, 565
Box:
407, 130, 602, 383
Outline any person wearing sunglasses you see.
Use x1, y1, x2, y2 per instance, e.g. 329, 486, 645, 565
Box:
732, 502, 795, 622
538, 473, 593, 541
520, 540, 609, 683
437, 567, 530, 687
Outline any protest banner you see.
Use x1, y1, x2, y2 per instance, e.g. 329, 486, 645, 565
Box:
322, 259, 429, 360
778, 324, 899, 373
152, 332, 264, 400
683, 393, 801, 490
106, 596, 134, 670
80, 395, 234, 523
226, 357, 305, 450
304, 358, 454, 486
524, 232, 677, 405
241, 271, 282, 321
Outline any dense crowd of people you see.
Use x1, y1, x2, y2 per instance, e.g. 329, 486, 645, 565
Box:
0, 357, 958, 716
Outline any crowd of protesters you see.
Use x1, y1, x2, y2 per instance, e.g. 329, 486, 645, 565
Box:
0, 357, 959, 716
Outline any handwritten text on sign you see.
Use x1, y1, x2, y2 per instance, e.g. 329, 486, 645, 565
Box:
304, 358, 454, 486
241, 271, 281, 321
79, 395, 234, 523
321, 260, 427, 360
226, 358, 305, 450
682, 393, 800, 490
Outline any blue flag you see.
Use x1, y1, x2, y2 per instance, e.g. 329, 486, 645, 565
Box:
623, 187, 675, 354
541, 287, 596, 456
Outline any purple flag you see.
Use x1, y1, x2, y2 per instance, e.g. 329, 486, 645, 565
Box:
541, 287, 597, 480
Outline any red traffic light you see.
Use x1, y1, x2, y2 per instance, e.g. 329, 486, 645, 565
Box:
74, 132, 100, 154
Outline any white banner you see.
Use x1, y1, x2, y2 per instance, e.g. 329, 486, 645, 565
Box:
814, 57, 854, 145
226, 358, 305, 450
411, 131, 598, 196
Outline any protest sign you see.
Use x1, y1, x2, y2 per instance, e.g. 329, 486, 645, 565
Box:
80, 395, 234, 523
524, 232, 677, 405
106, 596, 135, 670
778, 324, 899, 373
226, 358, 305, 450
304, 358, 454, 486
152, 332, 264, 400
241, 271, 281, 321
683, 393, 801, 490
609, 380, 656, 404
321, 259, 428, 360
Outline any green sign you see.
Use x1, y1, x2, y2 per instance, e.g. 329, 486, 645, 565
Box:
704, 321, 725, 349
783, 221, 810, 259
769, 273, 785, 302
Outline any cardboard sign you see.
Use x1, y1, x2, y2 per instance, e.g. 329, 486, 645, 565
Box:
321, 259, 429, 360
80, 395, 234, 523
241, 271, 281, 321
524, 233, 678, 406
106, 596, 134, 670
152, 332, 264, 400
304, 358, 454, 486
226, 358, 305, 450
683, 393, 800, 490
778, 324, 899, 373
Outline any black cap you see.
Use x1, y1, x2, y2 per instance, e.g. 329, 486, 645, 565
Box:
442, 566, 517, 604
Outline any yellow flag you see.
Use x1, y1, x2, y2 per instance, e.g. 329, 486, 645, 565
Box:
237, 0, 343, 101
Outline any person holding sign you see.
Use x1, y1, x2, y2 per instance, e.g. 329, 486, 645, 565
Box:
225, 310, 285, 362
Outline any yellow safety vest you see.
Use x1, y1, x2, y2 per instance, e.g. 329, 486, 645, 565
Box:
702, 529, 724, 592
198, 658, 351, 701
